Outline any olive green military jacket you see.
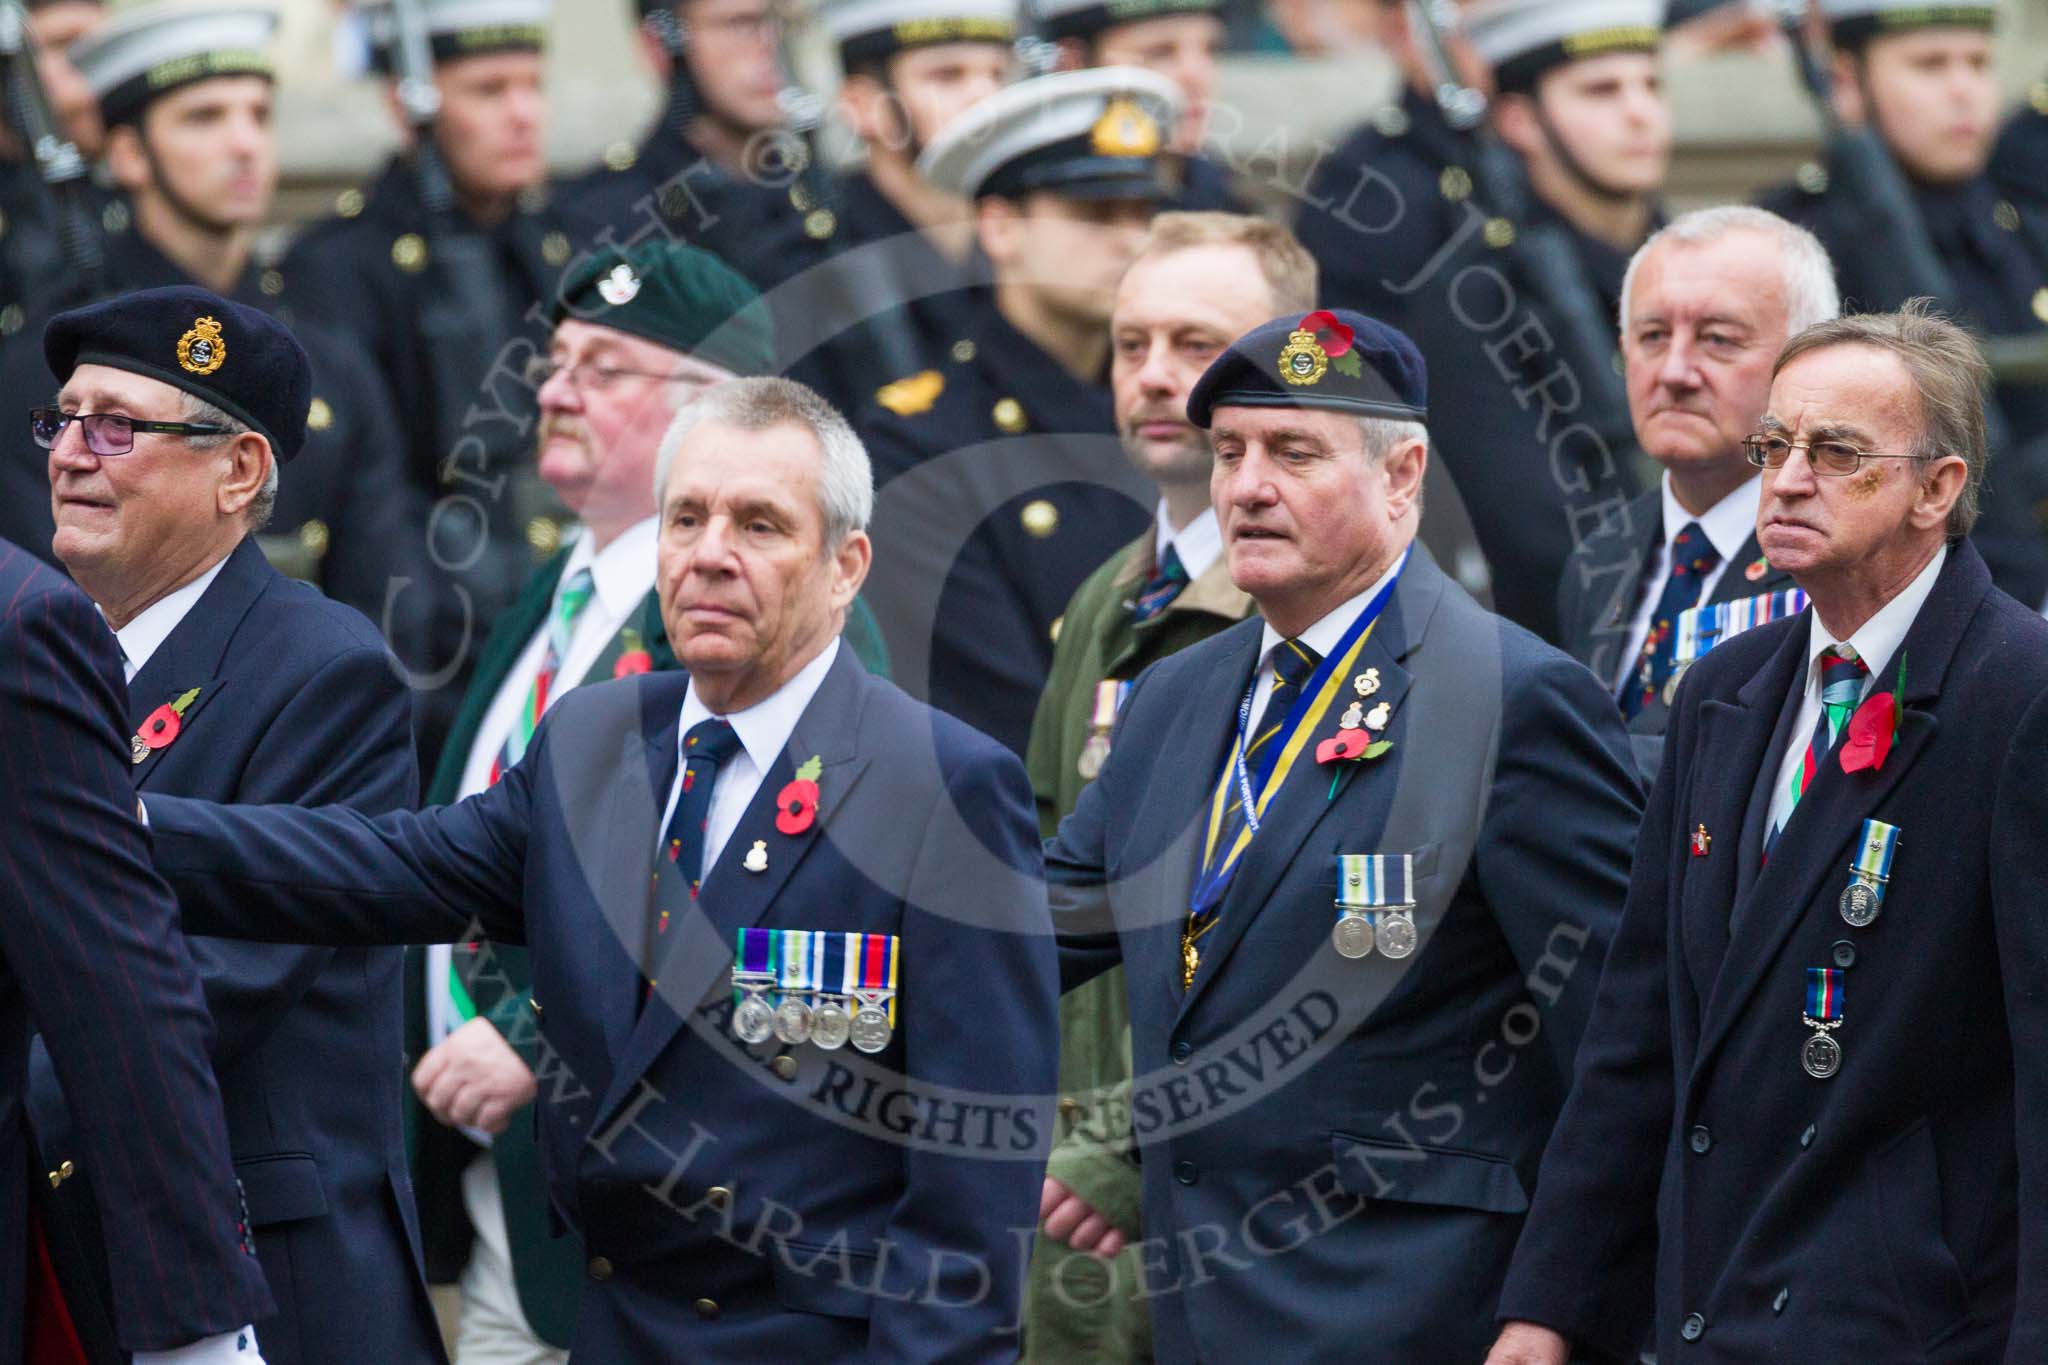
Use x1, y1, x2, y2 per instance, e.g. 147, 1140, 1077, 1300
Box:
1021, 524, 1252, 1363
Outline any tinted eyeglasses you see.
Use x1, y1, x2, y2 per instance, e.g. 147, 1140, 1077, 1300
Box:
30, 408, 229, 457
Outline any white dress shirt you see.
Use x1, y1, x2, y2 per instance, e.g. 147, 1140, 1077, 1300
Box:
133, 1327, 264, 1364
660, 637, 842, 878
1154, 502, 1223, 583
1763, 545, 1947, 839
112, 555, 230, 683
1251, 546, 1409, 717
1612, 474, 1762, 691
457, 517, 659, 800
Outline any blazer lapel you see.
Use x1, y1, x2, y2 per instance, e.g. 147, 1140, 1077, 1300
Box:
1691, 546, 1987, 1081
597, 649, 873, 1127
1677, 625, 1804, 1004
1176, 565, 1437, 1022
125, 539, 271, 786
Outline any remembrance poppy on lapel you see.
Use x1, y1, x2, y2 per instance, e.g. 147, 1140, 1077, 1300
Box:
1840, 655, 1908, 774
1316, 730, 1392, 765
131, 687, 202, 763
613, 627, 654, 678
776, 754, 824, 835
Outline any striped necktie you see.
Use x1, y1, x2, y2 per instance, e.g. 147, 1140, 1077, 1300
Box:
1197, 638, 1321, 892
489, 566, 595, 786
642, 718, 744, 1012
1130, 544, 1190, 626
1764, 643, 1868, 858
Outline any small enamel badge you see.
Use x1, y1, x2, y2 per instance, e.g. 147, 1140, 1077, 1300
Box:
743, 840, 768, 873
1691, 824, 1711, 857
177, 317, 226, 376
596, 263, 642, 306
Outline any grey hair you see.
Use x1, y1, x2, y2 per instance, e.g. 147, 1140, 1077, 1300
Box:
1620, 205, 1841, 339
1773, 300, 1990, 537
1358, 417, 1429, 461
178, 391, 276, 532
652, 376, 875, 548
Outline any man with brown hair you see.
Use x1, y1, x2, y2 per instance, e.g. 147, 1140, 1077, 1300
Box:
1024, 211, 1312, 1361
1491, 304, 2048, 1363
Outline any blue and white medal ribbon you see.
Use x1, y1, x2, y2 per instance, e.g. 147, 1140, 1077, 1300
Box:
1839, 819, 1899, 928
1333, 853, 1416, 960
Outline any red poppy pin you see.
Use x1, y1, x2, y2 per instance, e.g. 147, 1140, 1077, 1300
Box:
613, 626, 654, 678
130, 687, 201, 764
1298, 310, 1365, 378
1839, 655, 1907, 775
775, 754, 823, 835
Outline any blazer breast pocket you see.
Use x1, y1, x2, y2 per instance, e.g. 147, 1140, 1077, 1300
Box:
235, 1151, 330, 1227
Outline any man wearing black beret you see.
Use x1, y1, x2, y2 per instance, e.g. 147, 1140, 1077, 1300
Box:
28, 284, 445, 1365
1043, 307, 1642, 1361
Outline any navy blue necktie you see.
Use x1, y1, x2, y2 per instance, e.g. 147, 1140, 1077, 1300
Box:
642, 718, 743, 1011
1623, 521, 1718, 718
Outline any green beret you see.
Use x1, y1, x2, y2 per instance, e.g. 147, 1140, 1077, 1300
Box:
550, 242, 775, 377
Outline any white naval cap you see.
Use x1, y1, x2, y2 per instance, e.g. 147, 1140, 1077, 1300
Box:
357, 0, 552, 63
69, 2, 279, 127
1464, 0, 1665, 93
818, 0, 1019, 70
1817, 0, 1994, 50
1027, 0, 1218, 43
916, 65, 1180, 200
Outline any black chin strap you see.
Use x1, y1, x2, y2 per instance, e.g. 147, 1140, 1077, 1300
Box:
1531, 96, 1641, 207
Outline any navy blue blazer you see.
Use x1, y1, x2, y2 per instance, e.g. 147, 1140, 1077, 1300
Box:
27, 537, 442, 1365
0, 538, 270, 1362
145, 644, 1059, 1363
1555, 485, 1796, 783
1499, 540, 2048, 1363
1046, 547, 1643, 1364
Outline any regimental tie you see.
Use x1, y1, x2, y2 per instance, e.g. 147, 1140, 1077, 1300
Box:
1624, 521, 1718, 719
1183, 637, 1323, 983
443, 565, 595, 1051
488, 566, 595, 787
1129, 543, 1189, 626
1764, 643, 1869, 859
641, 718, 743, 1015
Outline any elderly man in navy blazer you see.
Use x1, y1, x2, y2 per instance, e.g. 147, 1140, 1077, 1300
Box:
25, 287, 443, 1365
1043, 309, 1643, 1363
1489, 306, 2048, 1362
141, 376, 1058, 1362
0, 539, 272, 1365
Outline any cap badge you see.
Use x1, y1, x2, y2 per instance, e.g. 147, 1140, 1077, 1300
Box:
177, 316, 226, 376
597, 264, 642, 306
1278, 310, 1363, 387
1090, 97, 1161, 159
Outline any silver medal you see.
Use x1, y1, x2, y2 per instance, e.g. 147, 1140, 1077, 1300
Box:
811, 998, 852, 1050
772, 997, 814, 1045
1376, 912, 1418, 959
1332, 912, 1375, 959
1838, 880, 1880, 927
850, 1003, 892, 1054
1077, 735, 1109, 781
732, 993, 775, 1045
1801, 1030, 1842, 1080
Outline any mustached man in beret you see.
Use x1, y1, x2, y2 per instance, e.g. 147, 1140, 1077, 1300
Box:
26, 286, 443, 1365
0, 1, 432, 725
404, 240, 886, 1362
1044, 308, 1641, 1362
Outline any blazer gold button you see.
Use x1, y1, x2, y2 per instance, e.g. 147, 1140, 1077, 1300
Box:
530, 997, 543, 1019
773, 1055, 799, 1081
694, 1297, 720, 1319
705, 1186, 732, 1211
588, 1256, 613, 1281
1058, 1097, 1083, 1122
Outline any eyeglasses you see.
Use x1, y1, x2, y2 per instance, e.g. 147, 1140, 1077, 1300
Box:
523, 357, 703, 393
29, 408, 228, 457
1742, 433, 1926, 477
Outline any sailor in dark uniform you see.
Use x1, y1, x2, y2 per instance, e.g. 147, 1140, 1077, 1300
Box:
735, 0, 1017, 416
860, 67, 1175, 757
1759, 0, 2048, 605
1031, 0, 1245, 211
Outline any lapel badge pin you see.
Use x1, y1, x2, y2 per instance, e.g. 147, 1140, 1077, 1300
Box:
131, 686, 202, 764
744, 840, 768, 873
776, 754, 823, 836
1691, 824, 1711, 857
1354, 668, 1381, 698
